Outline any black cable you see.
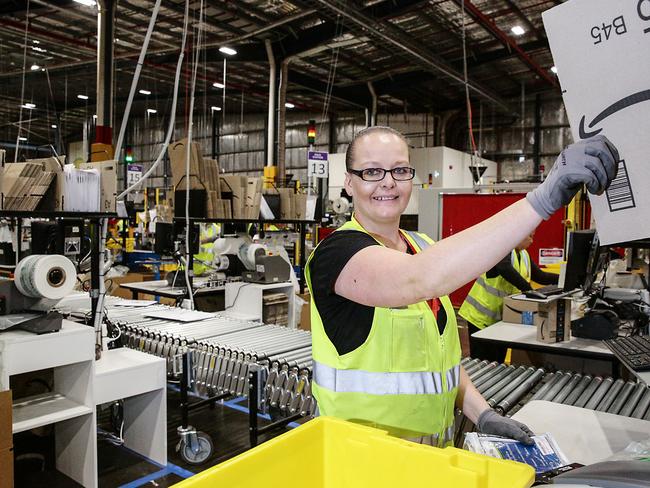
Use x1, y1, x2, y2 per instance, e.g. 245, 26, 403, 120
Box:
224, 282, 252, 311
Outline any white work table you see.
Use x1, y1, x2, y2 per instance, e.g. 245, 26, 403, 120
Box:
95, 347, 167, 465
512, 400, 650, 466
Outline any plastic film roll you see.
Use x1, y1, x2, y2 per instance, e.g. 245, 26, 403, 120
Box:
15, 254, 77, 299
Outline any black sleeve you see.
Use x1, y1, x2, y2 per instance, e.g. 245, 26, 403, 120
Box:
486, 253, 532, 291
530, 260, 559, 285
309, 230, 379, 355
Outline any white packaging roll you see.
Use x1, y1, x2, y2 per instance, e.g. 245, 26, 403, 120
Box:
15, 254, 77, 299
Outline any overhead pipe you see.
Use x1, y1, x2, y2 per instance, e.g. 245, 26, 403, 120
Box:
451, 0, 557, 88
265, 39, 276, 168
312, 0, 515, 115
96, 0, 116, 145
367, 81, 377, 127
277, 60, 289, 183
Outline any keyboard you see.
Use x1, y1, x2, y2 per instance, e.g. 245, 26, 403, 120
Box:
604, 335, 650, 372
523, 284, 564, 299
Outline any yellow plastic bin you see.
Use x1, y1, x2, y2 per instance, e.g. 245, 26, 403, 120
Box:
173, 417, 534, 488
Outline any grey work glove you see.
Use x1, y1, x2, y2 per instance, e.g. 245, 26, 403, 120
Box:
476, 408, 534, 445
526, 135, 619, 219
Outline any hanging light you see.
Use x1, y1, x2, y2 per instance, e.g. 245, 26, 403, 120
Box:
211, 106, 222, 111
139, 89, 152, 95
30, 64, 40, 71
550, 66, 558, 74
285, 102, 295, 109
511, 25, 525, 36
22, 102, 36, 109
212, 82, 224, 89
73, 0, 97, 6
77, 94, 89, 100
219, 46, 237, 56
146, 108, 157, 114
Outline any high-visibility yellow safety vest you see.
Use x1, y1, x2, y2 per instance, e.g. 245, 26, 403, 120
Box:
305, 215, 461, 446
194, 223, 220, 275
458, 249, 531, 329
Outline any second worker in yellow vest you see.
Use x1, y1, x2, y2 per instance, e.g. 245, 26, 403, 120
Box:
459, 232, 558, 361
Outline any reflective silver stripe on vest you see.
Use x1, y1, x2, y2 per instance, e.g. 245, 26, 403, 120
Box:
314, 361, 462, 395
404, 231, 430, 251
445, 364, 460, 391
444, 425, 455, 445
475, 276, 508, 298
464, 295, 501, 322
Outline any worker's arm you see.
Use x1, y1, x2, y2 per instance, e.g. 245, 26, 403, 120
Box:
457, 366, 535, 444
488, 254, 532, 291
530, 261, 559, 285
456, 366, 490, 423
335, 136, 618, 308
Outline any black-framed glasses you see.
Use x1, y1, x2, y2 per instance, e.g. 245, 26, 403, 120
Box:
348, 166, 416, 182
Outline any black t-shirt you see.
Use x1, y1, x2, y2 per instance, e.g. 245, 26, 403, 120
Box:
309, 230, 447, 355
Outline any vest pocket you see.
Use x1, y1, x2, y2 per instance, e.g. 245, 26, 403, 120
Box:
390, 308, 428, 371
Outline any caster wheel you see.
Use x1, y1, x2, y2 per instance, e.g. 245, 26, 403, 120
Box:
178, 431, 213, 465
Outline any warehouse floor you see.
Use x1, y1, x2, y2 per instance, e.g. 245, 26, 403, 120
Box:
14, 390, 301, 487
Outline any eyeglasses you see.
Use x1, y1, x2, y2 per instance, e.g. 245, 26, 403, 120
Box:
348, 166, 416, 182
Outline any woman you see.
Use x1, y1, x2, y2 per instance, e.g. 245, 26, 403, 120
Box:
305, 126, 617, 446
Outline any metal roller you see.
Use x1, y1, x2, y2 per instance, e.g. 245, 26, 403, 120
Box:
487, 367, 537, 408
619, 384, 650, 418
562, 375, 592, 406
495, 368, 545, 414
530, 372, 561, 401
463, 359, 485, 376
608, 381, 637, 415
584, 377, 614, 410
540, 373, 572, 402
469, 361, 499, 383
552, 374, 582, 404
631, 387, 650, 419
481, 366, 526, 399
473, 364, 507, 390
574, 376, 603, 409
595, 379, 625, 412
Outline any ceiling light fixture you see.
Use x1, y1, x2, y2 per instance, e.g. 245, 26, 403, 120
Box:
147, 108, 157, 114
139, 89, 152, 95
77, 94, 89, 100
511, 25, 525, 36
212, 82, 224, 89
51, 124, 57, 129
550, 66, 558, 74
31, 46, 47, 53
73, 0, 97, 6
22, 102, 36, 109
18, 137, 27, 141
219, 46, 237, 56
285, 102, 295, 109
211, 106, 222, 111
30, 64, 40, 71
32, 40, 39, 44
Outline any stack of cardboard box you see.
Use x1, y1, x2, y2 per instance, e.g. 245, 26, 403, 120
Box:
0, 161, 57, 210
0, 390, 13, 488
220, 175, 263, 219
277, 188, 307, 220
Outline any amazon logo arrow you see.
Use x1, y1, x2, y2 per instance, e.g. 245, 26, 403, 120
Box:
579, 89, 650, 139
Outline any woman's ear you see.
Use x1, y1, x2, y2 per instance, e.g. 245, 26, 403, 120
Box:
344, 171, 353, 197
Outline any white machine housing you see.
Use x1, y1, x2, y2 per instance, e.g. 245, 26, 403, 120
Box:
328, 146, 497, 215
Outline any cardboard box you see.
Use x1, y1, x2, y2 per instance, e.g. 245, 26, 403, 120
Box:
221, 175, 246, 218
503, 295, 571, 343
297, 292, 311, 331
0, 162, 56, 211
79, 160, 117, 212
278, 188, 294, 220
543, 1, 650, 245
90, 142, 114, 162
536, 297, 571, 344
168, 139, 205, 190
0, 390, 12, 451
203, 158, 221, 196
294, 193, 307, 220
244, 177, 263, 219
502, 296, 541, 325
0, 447, 13, 488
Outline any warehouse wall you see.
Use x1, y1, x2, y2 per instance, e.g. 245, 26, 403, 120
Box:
119, 94, 571, 192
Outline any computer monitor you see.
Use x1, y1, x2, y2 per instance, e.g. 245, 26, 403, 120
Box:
584, 232, 610, 292
563, 229, 596, 291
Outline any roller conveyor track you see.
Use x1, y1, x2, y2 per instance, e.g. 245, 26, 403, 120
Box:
465, 358, 650, 420
109, 301, 317, 416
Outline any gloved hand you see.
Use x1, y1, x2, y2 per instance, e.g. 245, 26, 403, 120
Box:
476, 408, 534, 445
526, 135, 619, 219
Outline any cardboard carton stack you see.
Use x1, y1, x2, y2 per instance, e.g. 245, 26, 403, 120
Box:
277, 188, 307, 220
220, 175, 263, 219
0, 161, 57, 210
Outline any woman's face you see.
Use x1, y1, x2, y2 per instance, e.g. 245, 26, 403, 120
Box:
344, 132, 412, 225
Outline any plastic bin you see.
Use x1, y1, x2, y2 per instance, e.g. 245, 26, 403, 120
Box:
173, 417, 534, 488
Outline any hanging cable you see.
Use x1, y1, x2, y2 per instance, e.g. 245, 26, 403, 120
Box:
116, 0, 190, 199
183, 0, 205, 311
14, 0, 31, 162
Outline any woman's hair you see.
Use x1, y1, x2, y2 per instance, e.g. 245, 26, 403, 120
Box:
345, 126, 409, 170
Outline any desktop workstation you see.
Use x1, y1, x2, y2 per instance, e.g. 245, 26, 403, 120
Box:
469, 229, 650, 483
